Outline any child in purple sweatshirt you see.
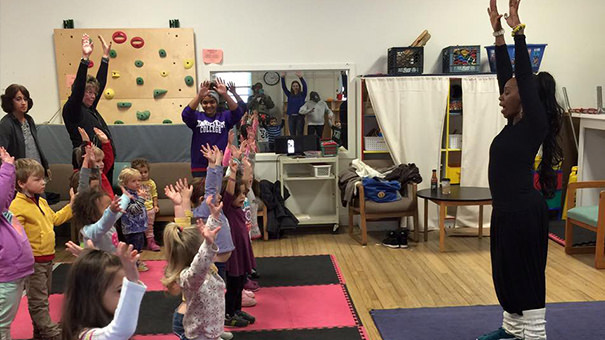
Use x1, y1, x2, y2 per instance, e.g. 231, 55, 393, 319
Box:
0, 147, 34, 339
182, 78, 244, 177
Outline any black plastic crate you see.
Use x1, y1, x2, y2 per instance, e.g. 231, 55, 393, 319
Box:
388, 47, 423, 75
442, 45, 480, 73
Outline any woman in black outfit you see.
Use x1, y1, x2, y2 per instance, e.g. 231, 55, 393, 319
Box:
62, 34, 116, 181
479, 1, 562, 339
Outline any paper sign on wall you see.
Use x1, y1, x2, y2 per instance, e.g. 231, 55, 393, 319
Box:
202, 49, 223, 64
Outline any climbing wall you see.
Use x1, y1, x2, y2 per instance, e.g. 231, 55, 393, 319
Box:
54, 28, 197, 124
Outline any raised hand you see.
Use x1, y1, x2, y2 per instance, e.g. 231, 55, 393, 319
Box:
116, 242, 140, 283
487, 0, 503, 32
230, 143, 242, 160
82, 34, 93, 58
175, 178, 193, 202
199, 81, 211, 99
228, 129, 235, 145
227, 81, 237, 94
109, 195, 125, 213
68, 188, 76, 207
164, 184, 182, 205
65, 240, 95, 257
504, 0, 521, 29
0, 147, 15, 165
295, 71, 303, 78
196, 218, 221, 243
206, 195, 223, 220
280, 72, 286, 78
214, 78, 228, 95
229, 158, 239, 174
98, 35, 112, 58
120, 185, 135, 201
81, 145, 93, 169
201, 143, 216, 163
78, 127, 90, 142
93, 127, 109, 144
212, 145, 224, 166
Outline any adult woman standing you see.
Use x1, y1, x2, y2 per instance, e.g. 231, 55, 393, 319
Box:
280, 71, 307, 136
182, 78, 243, 177
479, 1, 562, 339
62, 34, 115, 179
0, 84, 50, 177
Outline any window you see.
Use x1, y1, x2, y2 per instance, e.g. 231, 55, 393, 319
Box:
211, 72, 252, 103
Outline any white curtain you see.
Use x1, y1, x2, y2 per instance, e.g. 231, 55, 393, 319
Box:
457, 76, 506, 228
365, 77, 449, 231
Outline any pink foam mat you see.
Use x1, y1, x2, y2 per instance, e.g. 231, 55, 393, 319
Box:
138, 260, 169, 291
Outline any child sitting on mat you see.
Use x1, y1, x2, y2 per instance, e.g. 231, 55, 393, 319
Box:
162, 181, 228, 340
61, 242, 147, 340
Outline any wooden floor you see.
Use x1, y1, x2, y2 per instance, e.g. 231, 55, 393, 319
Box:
55, 228, 605, 340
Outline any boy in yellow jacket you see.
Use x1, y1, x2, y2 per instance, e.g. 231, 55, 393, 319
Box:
9, 158, 73, 340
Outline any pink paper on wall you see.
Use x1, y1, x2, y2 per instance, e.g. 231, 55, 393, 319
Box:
202, 49, 223, 64
65, 74, 76, 88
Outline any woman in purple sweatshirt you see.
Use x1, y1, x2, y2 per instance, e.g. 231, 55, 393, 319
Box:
182, 78, 244, 177
0, 147, 34, 339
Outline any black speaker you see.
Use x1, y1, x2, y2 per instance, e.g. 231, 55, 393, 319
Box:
274, 135, 319, 155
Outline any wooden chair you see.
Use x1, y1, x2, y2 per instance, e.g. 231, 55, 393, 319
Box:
348, 182, 421, 245
564, 180, 605, 269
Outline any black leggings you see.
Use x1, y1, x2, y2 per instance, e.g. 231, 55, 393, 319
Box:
490, 200, 549, 315
225, 274, 246, 316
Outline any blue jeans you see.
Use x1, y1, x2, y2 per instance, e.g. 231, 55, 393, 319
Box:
288, 114, 305, 136
124, 232, 145, 253
172, 311, 189, 340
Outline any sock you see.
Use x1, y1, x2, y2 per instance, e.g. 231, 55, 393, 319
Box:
502, 311, 524, 338
523, 308, 547, 340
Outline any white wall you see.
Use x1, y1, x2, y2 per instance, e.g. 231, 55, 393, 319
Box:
2, 0, 604, 123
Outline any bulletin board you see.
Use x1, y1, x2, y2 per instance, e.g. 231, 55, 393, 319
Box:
53, 28, 197, 124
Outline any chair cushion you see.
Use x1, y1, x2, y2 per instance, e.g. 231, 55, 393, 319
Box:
354, 197, 414, 214
568, 205, 599, 227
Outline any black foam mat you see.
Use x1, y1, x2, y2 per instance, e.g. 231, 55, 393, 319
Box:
232, 327, 364, 340
255, 255, 340, 287
136, 291, 182, 334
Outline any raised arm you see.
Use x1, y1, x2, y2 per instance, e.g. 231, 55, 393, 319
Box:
280, 73, 291, 97
63, 34, 93, 121
179, 216, 221, 290
488, 0, 512, 94
83, 193, 129, 244
92, 35, 111, 109
215, 78, 238, 111
298, 73, 308, 98
182, 81, 210, 128
0, 148, 15, 211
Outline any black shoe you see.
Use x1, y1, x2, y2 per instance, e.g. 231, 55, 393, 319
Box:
225, 314, 249, 327
382, 231, 400, 248
250, 268, 260, 279
236, 310, 256, 324
398, 229, 409, 249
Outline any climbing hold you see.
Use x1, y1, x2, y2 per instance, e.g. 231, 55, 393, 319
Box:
159, 49, 167, 58
112, 31, 127, 44
160, 70, 169, 77
136, 110, 151, 120
103, 88, 115, 99
117, 102, 132, 108
109, 49, 117, 58
162, 119, 173, 124
184, 59, 194, 69
153, 89, 168, 98
184, 76, 194, 86
114, 120, 125, 124
87, 60, 94, 68
136, 77, 144, 85
130, 36, 145, 49
111, 71, 120, 78
134, 60, 144, 68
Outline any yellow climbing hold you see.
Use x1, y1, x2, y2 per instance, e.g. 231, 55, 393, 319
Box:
104, 88, 115, 99
111, 71, 120, 78
160, 70, 169, 77
184, 59, 194, 69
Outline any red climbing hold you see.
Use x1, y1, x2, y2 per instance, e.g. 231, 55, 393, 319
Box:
130, 36, 145, 49
87, 60, 94, 68
112, 31, 127, 44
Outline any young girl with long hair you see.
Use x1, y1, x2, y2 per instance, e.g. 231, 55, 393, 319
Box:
61, 242, 146, 340
480, 1, 563, 339
162, 190, 226, 340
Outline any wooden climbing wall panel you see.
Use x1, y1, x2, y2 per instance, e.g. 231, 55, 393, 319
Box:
54, 28, 197, 124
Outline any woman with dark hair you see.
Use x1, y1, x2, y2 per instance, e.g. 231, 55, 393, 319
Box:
62, 33, 115, 179
0, 84, 50, 177
280, 71, 307, 136
479, 1, 563, 339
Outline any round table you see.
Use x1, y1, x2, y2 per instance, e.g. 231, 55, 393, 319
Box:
417, 186, 492, 252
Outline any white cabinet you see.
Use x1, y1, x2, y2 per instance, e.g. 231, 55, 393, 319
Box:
277, 155, 339, 231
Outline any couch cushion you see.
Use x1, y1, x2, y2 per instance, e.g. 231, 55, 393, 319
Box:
46, 164, 74, 201
150, 163, 192, 200
568, 206, 599, 227
353, 196, 414, 213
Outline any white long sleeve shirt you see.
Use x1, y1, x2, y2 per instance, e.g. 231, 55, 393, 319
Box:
299, 100, 334, 126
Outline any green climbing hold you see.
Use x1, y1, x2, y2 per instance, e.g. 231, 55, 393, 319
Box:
117, 102, 132, 108
162, 119, 173, 124
114, 120, 124, 124
159, 49, 167, 58
134, 60, 144, 67
153, 89, 168, 98
109, 49, 117, 58
136, 77, 144, 85
184, 76, 194, 86
136, 110, 151, 121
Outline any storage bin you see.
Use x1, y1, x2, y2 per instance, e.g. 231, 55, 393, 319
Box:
321, 140, 339, 157
485, 44, 546, 73
442, 45, 481, 73
310, 164, 332, 177
388, 47, 424, 75
449, 134, 462, 149
364, 136, 388, 151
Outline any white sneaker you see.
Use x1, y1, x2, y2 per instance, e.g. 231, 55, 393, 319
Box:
220, 331, 234, 340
